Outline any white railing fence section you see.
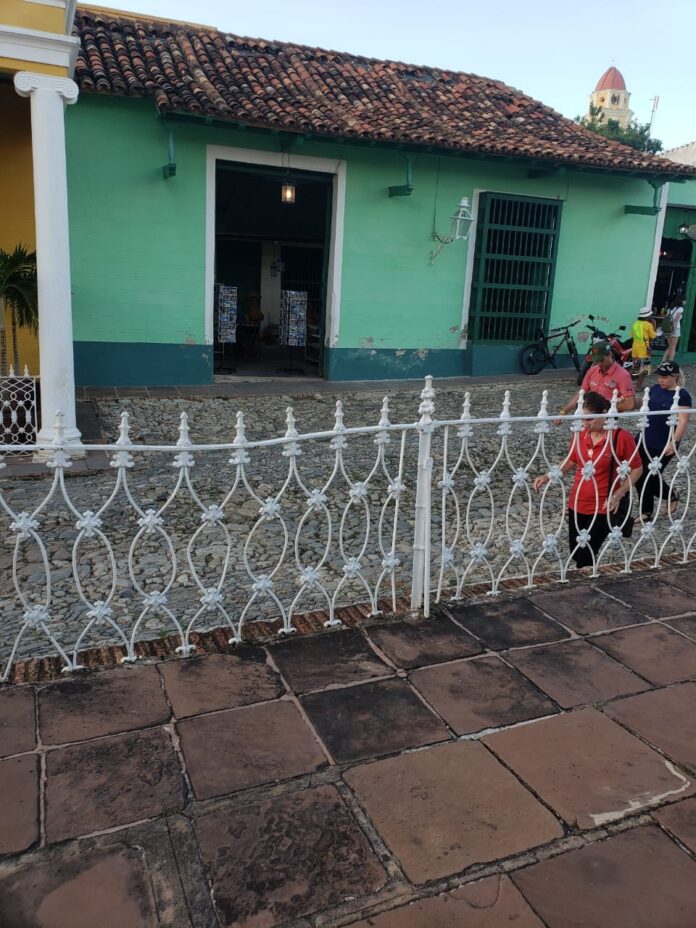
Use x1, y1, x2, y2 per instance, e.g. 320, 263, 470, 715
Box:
1, 376, 694, 679
0, 368, 38, 449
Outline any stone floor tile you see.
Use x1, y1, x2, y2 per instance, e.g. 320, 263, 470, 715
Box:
268, 629, 390, 693
411, 655, 557, 735
45, 728, 185, 843
0, 685, 35, 756
604, 682, 696, 772
194, 784, 386, 927
485, 708, 694, 829
345, 740, 562, 883
506, 639, 649, 709
366, 612, 482, 669
656, 568, 696, 597
654, 797, 696, 854
301, 678, 449, 764
666, 615, 696, 642
177, 699, 327, 799
447, 598, 569, 650
511, 825, 696, 927
0, 845, 159, 927
39, 665, 170, 745
353, 876, 544, 927
531, 585, 645, 634
0, 754, 39, 855
591, 624, 696, 685
595, 576, 694, 618
0, 818, 210, 928
158, 649, 283, 718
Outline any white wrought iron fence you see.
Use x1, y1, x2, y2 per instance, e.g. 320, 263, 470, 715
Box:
1, 375, 695, 679
0, 367, 38, 449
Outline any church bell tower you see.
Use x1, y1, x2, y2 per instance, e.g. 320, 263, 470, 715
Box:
588, 66, 633, 128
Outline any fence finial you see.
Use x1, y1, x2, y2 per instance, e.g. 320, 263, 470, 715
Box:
52, 409, 65, 445
378, 396, 390, 428
234, 410, 246, 445
538, 389, 549, 418
668, 378, 682, 428
22, 365, 28, 377
284, 405, 298, 437
116, 410, 131, 445
177, 410, 192, 446
571, 389, 585, 432
418, 375, 435, 424
8, 365, 14, 378
462, 391, 471, 419
606, 388, 619, 431
334, 400, 345, 431
282, 405, 300, 458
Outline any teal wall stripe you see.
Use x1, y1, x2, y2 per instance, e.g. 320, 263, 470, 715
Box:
74, 342, 213, 386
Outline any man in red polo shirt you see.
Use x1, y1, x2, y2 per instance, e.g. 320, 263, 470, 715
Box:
558, 339, 635, 418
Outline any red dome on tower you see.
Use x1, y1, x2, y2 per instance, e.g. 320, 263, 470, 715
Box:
595, 66, 626, 92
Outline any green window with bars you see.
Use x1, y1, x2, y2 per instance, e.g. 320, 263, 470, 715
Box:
469, 193, 563, 343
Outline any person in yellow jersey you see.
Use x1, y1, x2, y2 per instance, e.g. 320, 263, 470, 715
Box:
630, 307, 656, 389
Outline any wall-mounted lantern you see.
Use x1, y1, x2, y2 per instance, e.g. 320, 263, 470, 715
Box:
429, 197, 474, 263
281, 182, 296, 204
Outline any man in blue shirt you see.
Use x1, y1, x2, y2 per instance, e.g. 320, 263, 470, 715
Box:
636, 361, 692, 520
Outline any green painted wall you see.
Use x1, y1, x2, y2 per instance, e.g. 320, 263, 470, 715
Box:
67, 97, 207, 348
65, 94, 685, 383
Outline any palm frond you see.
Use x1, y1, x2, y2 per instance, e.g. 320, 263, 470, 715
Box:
0, 245, 38, 333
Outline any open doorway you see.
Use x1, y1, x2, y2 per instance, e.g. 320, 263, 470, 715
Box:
214, 161, 332, 376
652, 235, 695, 350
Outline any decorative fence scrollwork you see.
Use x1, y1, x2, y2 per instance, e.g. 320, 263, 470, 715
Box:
1, 376, 694, 679
0, 368, 38, 449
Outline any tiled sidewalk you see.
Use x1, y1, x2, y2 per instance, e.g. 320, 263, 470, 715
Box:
2, 570, 696, 926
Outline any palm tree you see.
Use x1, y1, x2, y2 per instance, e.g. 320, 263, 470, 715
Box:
0, 245, 38, 376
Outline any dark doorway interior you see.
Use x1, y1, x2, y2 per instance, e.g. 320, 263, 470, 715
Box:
214, 162, 331, 376
652, 236, 696, 350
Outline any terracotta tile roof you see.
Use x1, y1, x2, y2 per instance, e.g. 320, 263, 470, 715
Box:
74, 7, 696, 178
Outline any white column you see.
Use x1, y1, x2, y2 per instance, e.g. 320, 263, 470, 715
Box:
14, 72, 81, 446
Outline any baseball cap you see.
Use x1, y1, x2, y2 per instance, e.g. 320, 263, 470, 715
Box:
656, 360, 680, 377
590, 339, 610, 360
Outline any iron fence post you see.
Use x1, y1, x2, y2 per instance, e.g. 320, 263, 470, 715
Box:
411, 375, 435, 616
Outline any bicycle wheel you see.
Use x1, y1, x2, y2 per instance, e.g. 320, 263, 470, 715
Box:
576, 359, 590, 386
520, 344, 547, 375
568, 340, 581, 371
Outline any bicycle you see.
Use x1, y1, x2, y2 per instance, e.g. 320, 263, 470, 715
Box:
520, 321, 581, 375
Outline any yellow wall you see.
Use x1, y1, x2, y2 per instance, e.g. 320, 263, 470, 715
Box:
0, 83, 40, 373
0, 0, 70, 77
0, 59, 65, 77
1, 0, 64, 33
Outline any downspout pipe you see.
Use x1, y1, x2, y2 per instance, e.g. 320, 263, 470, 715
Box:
389, 155, 414, 197
155, 106, 177, 178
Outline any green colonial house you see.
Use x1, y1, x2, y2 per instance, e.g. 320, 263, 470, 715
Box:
63, 7, 696, 386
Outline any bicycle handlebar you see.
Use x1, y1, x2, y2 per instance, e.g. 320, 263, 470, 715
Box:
547, 321, 579, 336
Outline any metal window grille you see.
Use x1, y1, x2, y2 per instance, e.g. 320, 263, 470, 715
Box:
469, 194, 562, 343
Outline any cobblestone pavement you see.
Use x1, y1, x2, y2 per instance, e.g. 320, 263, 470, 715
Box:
2, 367, 695, 668
1, 570, 696, 926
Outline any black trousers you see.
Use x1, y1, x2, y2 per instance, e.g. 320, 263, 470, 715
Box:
568, 509, 611, 569
636, 446, 675, 517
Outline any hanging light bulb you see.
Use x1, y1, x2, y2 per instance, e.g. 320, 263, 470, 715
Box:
281, 182, 296, 204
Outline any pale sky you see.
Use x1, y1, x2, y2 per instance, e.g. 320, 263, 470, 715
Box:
89, 0, 695, 150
